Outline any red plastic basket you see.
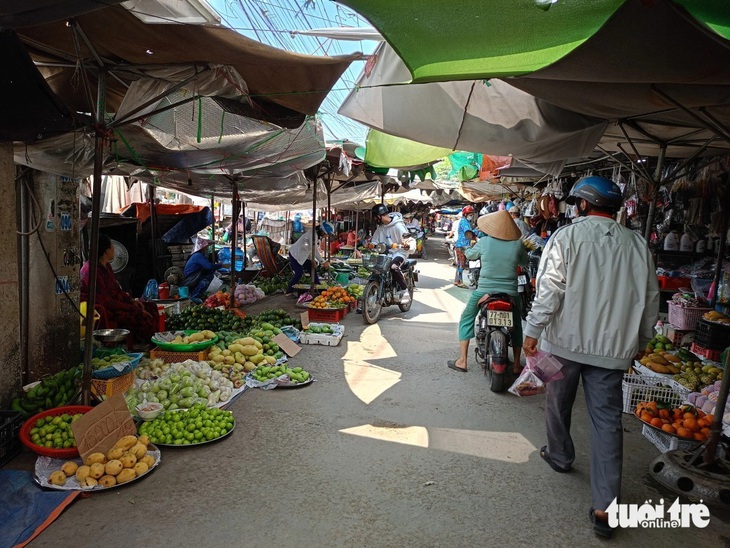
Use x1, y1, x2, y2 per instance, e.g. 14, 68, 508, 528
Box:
690, 343, 722, 362
667, 302, 711, 331
19, 405, 93, 458
307, 306, 347, 323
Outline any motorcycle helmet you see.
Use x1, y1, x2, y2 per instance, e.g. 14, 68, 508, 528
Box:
372, 204, 389, 217
462, 205, 474, 216
566, 176, 622, 209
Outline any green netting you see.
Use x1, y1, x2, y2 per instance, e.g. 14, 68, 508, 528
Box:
449, 152, 481, 181
341, 0, 730, 81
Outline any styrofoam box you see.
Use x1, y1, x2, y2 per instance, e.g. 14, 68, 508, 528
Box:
299, 323, 344, 346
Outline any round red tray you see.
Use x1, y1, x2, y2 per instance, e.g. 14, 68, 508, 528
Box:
19, 405, 94, 459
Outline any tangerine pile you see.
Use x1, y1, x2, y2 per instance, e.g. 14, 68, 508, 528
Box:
309, 287, 357, 309
636, 402, 714, 441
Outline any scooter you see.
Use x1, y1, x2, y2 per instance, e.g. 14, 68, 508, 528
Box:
407, 227, 427, 259
517, 265, 533, 319
361, 243, 419, 324
464, 258, 481, 289
474, 293, 519, 393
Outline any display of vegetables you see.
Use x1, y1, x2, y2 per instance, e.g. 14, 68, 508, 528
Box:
167, 305, 244, 332
29, 412, 84, 449
347, 284, 364, 299
636, 402, 713, 441
90, 355, 134, 371
239, 308, 301, 331
253, 275, 289, 295
209, 335, 280, 378
233, 284, 265, 305
135, 358, 172, 380
11, 366, 81, 417
252, 364, 310, 385
309, 287, 356, 309
138, 405, 235, 445
126, 361, 233, 413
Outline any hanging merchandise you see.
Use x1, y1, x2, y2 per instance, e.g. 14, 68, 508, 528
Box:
696, 238, 707, 254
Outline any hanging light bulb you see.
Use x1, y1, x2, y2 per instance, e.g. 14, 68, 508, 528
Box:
535, 0, 559, 11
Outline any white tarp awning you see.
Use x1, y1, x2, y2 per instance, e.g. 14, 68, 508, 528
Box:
338, 42, 607, 176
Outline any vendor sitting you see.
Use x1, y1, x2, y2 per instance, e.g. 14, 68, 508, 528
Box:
183, 237, 223, 303
285, 222, 333, 296
80, 234, 158, 342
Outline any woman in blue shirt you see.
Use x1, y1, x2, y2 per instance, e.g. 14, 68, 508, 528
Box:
183, 238, 222, 302
453, 205, 475, 287
448, 211, 528, 373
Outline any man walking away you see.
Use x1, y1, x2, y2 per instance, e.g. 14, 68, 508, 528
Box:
522, 176, 659, 539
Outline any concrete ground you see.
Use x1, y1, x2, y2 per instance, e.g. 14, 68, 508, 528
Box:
8, 233, 730, 547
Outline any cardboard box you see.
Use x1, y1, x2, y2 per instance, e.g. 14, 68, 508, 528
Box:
71, 394, 137, 464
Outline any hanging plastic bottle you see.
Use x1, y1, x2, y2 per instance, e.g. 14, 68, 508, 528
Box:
696, 238, 707, 254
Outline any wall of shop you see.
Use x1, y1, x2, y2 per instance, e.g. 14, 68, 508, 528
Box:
0, 144, 20, 407
27, 169, 80, 380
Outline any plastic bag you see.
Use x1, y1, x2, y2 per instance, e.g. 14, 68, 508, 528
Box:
508, 368, 545, 397
526, 350, 564, 383
205, 275, 224, 295
143, 279, 159, 300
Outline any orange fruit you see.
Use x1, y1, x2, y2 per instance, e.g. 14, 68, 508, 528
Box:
701, 427, 711, 436
650, 417, 663, 428
640, 412, 653, 423
693, 432, 706, 441
661, 424, 676, 434
707, 414, 715, 422
659, 409, 670, 420
683, 412, 696, 420
677, 427, 693, 439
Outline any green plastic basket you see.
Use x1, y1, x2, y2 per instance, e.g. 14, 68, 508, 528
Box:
151, 330, 218, 352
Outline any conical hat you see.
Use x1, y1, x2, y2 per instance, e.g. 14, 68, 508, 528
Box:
476, 210, 522, 241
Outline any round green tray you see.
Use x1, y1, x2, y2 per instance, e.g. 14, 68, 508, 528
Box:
151, 330, 218, 352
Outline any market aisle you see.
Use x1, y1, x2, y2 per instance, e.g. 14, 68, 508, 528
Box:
19, 235, 730, 547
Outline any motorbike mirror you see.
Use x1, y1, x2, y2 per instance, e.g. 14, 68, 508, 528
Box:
375, 242, 388, 254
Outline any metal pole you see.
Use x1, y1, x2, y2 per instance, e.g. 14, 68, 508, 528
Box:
643, 145, 667, 242
148, 186, 159, 278
82, 68, 107, 406
18, 168, 30, 386
230, 189, 239, 309
703, 174, 730, 464
210, 195, 216, 243
310, 178, 318, 293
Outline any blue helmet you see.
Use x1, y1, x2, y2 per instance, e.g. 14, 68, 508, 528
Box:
566, 176, 622, 209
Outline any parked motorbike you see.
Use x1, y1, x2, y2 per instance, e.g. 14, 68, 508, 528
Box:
361, 243, 419, 324
464, 257, 481, 289
517, 265, 533, 319
474, 293, 519, 393
407, 227, 427, 258
444, 238, 456, 266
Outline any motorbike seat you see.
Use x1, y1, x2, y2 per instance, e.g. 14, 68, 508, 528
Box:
478, 292, 515, 311
402, 259, 417, 269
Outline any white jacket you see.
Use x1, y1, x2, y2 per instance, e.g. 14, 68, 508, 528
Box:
524, 216, 659, 371
371, 212, 410, 260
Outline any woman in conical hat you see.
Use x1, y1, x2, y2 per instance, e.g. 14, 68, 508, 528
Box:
447, 210, 528, 374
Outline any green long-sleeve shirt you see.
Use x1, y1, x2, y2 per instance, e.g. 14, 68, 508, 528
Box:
465, 236, 528, 296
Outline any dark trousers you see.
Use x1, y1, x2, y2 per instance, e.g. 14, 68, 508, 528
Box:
190, 273, 214, 300
545, 356, 624, 511
287, 254, 319, 292
391, 256, 407, 290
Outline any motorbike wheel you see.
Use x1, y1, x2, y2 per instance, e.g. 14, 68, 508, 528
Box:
362, 280, 382, 324
487, 331, 508, 393
398, 274, 415, 312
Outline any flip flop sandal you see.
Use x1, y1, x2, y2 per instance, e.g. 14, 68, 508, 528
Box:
447, 360, 468, 373
540, 446, 571, 473
589, 508, 615, 539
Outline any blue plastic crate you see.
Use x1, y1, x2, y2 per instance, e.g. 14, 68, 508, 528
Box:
91, 352, 143, 380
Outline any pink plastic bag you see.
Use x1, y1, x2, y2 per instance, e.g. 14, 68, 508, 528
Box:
526, 350, 564, 383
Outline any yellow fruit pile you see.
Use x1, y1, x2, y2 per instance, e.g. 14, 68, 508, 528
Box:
638, 351, 681, 374
704, 310, 730, 324
47, 434, 153, 488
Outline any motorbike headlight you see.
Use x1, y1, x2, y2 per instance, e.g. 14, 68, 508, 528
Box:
375, 242, 388, 254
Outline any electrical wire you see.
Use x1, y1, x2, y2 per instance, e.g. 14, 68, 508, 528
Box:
15, 169, 44, 236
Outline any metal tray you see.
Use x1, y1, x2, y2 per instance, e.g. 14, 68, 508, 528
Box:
151, 420, 235, 447
633, 411, 703, 443
34, 445, 161, 491
274, 377, 314, 389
